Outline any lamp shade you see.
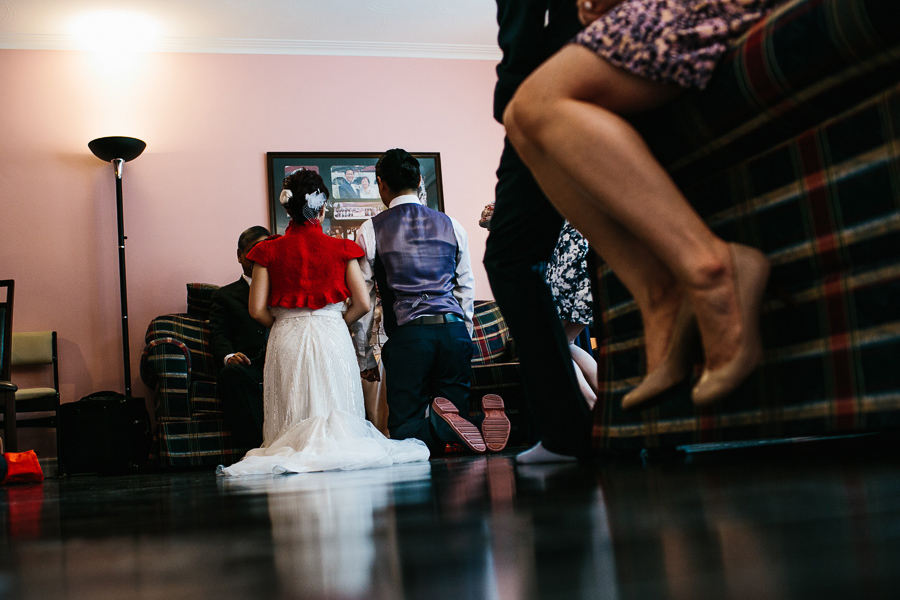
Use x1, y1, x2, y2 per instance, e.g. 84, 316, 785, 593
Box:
88, 136, 146, 162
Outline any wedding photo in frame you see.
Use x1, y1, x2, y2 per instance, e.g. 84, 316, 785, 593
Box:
266, 152, 445, 239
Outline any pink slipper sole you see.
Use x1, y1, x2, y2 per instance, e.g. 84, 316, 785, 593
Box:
432, 398, 486, 453
481, 394, 510, 452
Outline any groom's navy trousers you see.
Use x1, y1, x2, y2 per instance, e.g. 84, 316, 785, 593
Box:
381, 319, 474, 453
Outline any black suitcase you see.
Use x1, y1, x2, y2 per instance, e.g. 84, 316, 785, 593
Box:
59, 391, 152, 475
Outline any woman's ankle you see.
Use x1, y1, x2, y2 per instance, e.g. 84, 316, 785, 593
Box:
638, 290, 685, 371
683, 239, 732, 291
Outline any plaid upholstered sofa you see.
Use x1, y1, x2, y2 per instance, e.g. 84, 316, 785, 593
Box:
140, 284, 238, 467
141, 286, 531, 467
591, 0, 900, 451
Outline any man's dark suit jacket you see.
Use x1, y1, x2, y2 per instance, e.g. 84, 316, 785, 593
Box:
337, 177, 358, 199
209, 278, 269, 371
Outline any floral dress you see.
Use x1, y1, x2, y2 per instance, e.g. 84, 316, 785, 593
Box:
546, 221, 594, 327
575, 0, 788, 89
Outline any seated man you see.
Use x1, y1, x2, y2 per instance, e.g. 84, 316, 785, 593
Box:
210, 226, 271, 450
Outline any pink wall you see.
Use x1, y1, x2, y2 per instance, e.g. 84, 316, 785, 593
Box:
0, 49, 504, 454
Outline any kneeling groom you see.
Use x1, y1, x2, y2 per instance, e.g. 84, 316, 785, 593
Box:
353, 149, 509, 455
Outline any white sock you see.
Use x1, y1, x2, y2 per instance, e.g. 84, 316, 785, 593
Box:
515, 442, 577, 464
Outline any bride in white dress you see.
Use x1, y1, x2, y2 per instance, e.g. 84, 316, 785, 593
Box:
219, 169, 430, 476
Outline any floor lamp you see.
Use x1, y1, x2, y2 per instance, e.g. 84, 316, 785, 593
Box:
89, 136, 146, 397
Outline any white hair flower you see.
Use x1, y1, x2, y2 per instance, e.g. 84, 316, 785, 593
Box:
279, 189, 293, 206
305, 190, 327, 211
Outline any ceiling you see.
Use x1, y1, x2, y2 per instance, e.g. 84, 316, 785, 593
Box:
0, 0, 502, 60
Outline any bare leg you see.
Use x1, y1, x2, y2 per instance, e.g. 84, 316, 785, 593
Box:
501, 118, 683, 369
564, 322, 597, 409
505, 44, 745, 374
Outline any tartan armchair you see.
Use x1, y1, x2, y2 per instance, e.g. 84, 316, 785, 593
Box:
140, 283, 246, 467
469, 300, 534, 447
591, 0, 900, 450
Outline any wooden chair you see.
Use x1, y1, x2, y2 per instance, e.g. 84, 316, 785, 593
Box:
1, 331, 62, 455
0, 280, 16, 451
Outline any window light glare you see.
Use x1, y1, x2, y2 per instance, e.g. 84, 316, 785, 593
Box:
71, 12, 160, 53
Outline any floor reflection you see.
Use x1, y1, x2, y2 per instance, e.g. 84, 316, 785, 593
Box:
1, 438, 898, 599
390, 456, 619, 600
220, 456, 620, 600
597, 442, 900, 598
221, 463, 431, 599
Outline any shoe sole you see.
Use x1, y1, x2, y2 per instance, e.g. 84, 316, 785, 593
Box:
432, 398, 486, 453
481, 394, 510, 452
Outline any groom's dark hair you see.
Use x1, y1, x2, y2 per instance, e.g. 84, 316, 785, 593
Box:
376, 149, 420, 193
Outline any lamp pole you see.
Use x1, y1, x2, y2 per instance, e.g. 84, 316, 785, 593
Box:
89, 136, 146, 398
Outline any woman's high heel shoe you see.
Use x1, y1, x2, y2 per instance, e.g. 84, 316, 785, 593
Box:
621, 300, 700, 411
691, 243, 770, 406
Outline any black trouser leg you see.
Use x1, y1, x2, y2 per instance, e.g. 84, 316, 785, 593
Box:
383, 326, 439, 451
217, 362, 264, 450
484, 138, 593, 457
383, 323, 474, 454
430, 320, 475, 418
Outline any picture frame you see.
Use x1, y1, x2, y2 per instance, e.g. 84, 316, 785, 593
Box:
266, 152, 445, 239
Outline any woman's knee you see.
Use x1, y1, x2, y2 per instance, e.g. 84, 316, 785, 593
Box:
504, 81, 558, 150
502, 95, 529, 149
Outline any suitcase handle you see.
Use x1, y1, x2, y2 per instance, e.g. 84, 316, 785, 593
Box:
81, 390, 127, 401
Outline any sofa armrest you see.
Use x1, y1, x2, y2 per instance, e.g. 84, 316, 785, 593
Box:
472, 300, 514, 365
141, 337, 195, 421
143, 313, 216, 380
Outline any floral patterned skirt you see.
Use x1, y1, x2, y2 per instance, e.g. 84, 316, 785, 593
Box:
546, 221, 594, 327
574, 0, 787, 89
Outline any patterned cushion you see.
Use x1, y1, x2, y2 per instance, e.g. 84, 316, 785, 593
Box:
186, 283, 219, 320
591, 0, 900, 450
157, 419, 244, 467
471, 300, 511, 365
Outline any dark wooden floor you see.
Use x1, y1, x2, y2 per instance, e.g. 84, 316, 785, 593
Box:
1, 435, 899, 599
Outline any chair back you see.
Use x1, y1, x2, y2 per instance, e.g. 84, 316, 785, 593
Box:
0, 279, 13, 381
12, 331, 56, 366
11, 331, 59, 401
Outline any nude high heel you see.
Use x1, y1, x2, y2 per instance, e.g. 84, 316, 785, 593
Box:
691, 243, 770, 407
621, 300, 700, 411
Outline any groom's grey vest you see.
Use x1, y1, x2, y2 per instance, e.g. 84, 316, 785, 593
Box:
372, 202, 464, 336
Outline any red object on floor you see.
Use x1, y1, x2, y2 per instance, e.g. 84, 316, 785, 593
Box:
2, 450, 44, 484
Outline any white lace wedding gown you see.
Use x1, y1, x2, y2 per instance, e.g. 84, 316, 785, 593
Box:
219, 304, 430, 476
